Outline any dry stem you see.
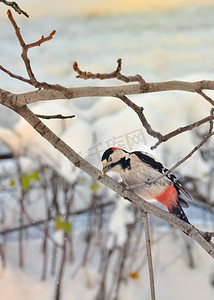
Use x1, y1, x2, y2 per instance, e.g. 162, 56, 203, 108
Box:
142, 213, 156, 300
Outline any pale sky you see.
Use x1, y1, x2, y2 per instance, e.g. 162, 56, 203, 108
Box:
1, 0, 214, 19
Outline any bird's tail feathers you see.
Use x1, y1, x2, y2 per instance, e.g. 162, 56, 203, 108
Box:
178, 198, 189, 208
168, 203, 190, 224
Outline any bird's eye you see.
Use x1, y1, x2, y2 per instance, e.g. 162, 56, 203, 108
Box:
108, 156, 112, 162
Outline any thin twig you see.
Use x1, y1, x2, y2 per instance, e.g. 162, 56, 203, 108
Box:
152, 108, 214, 149
55, 231, 67, 300
73, 59, 148, 91
55, 185, 74, 300
147, 125, 214, 185
197, 90, 214, 106
113, 223, 133, 300
117, 94, 162, 140
152, 114, 214, 148
3, 10, 72, 98
36, 114, 75, 120
40, 165, 51, 281
7, 9, 50, 85
0, 65, 31, 84
142, 213, 156, 300
0, 0, 29, 17
26, 30, 56, 50
118, 95, 214, 150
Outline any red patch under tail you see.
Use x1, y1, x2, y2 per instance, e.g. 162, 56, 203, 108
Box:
156, 186, 178, 210
156, 185, 189, 223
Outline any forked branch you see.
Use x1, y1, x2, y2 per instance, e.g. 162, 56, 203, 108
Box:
118, 95, 214, 150
73, 59, 148, 92
0, 10, 72, 98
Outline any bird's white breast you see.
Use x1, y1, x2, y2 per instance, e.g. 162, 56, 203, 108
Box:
119, 154, 171, 200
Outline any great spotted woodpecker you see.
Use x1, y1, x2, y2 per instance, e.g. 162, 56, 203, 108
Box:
101, 147, 190, 223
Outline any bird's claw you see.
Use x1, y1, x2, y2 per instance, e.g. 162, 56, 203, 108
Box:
120, 181, 130, 191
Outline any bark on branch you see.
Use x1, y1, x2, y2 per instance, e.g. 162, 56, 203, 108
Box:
73, 60, 214, 106
1, 79, 214, 107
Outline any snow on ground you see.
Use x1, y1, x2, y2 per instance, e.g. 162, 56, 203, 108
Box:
0, 229, 213, 300
106, 198, 135, 248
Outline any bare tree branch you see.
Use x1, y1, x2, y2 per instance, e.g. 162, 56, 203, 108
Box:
142, 213, 156, 300
118, 95, 214, 150
26, 30, 56, 50
0, 0, 29, 17
1, 10, 72, 99
73, 59, 214, 104
0, 65, 32, 84
117, 94, 164, 141
73, 59, 148, 90
2, 79, 214, 107
151, 113, 214, 149
7, 9, 37, 84
148, 123, 214, 184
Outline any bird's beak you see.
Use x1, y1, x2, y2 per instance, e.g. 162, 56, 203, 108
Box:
102, 159, 109, 173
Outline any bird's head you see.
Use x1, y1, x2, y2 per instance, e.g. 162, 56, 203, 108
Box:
101, 147, 130, 173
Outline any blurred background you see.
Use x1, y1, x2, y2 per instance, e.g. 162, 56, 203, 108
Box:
0, 1, 214, 299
